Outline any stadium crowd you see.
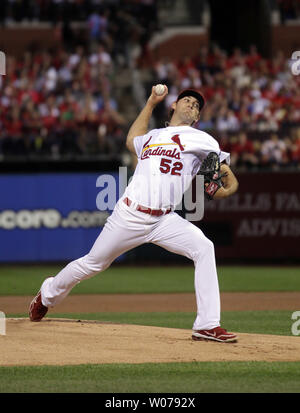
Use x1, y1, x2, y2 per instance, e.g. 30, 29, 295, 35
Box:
0, 0, 158, 160
0, 1, 299, 169
0, 45, 128, 158
149, 44, 300, 169
0, 42, 299, 169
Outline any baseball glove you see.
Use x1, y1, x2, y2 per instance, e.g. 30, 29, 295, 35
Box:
198, 152, 224, 200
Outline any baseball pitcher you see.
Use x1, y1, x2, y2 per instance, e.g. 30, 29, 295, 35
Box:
30, 86, 239, 343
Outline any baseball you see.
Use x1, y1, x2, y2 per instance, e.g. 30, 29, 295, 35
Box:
154, 84, 165, 96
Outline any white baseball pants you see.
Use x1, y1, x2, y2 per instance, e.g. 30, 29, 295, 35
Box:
41, 198, 221, 330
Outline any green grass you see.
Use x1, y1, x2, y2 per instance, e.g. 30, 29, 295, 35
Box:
7, 310, 298, 336
0, 362, 300, 393
1, 265, 300, 295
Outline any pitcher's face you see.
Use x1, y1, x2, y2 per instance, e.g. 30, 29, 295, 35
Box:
172, 96, 201, 125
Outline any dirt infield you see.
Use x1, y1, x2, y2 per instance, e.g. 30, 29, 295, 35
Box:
1, 318, 300, 366
1, 291, 300, 314
1, 292, 300, 366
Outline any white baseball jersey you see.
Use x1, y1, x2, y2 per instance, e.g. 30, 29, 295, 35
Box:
123, 125, 230, 209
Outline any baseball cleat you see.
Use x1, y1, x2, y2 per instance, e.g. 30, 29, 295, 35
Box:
192, 327, 238, 343
29, 291, 48, 322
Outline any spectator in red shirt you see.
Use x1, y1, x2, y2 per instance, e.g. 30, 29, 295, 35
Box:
231, 131, 259, 168
245, 45, 261, 71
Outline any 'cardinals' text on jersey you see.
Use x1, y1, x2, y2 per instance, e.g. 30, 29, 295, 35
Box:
123, 126, 230, 209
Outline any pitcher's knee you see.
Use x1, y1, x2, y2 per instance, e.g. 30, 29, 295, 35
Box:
192, 237, 215, 261
77, 254, 111, 278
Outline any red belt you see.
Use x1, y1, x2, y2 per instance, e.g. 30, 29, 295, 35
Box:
123, 197, 171, 217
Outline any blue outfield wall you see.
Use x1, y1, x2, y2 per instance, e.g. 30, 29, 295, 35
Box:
0, 173, 121, 262
1, 171, 299, 263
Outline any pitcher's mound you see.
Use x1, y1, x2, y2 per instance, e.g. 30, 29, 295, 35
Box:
1, 318, 300, 366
